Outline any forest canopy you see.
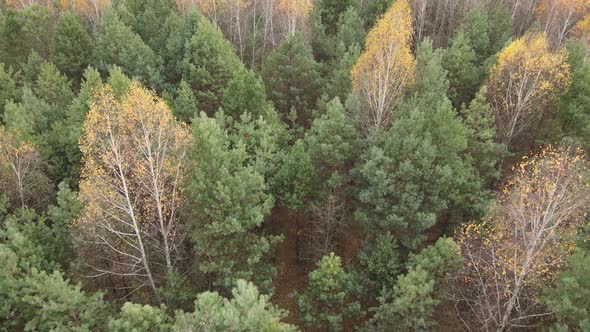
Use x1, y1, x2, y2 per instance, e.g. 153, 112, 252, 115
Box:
1, 0, 590, 331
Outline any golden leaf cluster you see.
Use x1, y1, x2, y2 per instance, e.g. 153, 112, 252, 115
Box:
78, 83, 191, 228
487, 33, 571, 142
460, 146, 590, 285
351, 0, 415, 130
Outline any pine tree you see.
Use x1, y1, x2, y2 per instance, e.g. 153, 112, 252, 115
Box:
115, 0, 176, 52
553, 40, 590, 148
3, 87, 52, 142
93, 12, 162, 89
542, 249, 590, 330
229, 108, 290, 183
262, 33, 322, 128
0, 5, 54, 67
443, 31, 481, 108
188, 113, 279, 291
335, 6, 365, 50
368, 238, 462, 331
315, 0, 352, 36
355, 41, 483, 249
297, 253, 359, 331
43, 67, 102, 185
108, 303, 173, 332
324, 45, 360, 102
179, 11, 242, 115
34, 62, 74, 113
272, 140, 316, 211
356, 232, 401, 297
174, 280, 296, 331
0, 63, 20, 118
460, 87, 506, 185
0, 244, 111, 332
172, 79, 198, 123
52, 11, 94, 83
305, 97, 359, 194
223, 69, 269, 120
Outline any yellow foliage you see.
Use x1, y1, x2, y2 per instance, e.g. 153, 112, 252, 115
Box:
277, 0, 312, 19
538, 0, 590, 16
351, 0, 415, 130
487, 33, 571, 143
78, 82, 191, 232
194, 0, 252, 17
196, 0, 227, 16
573, 14, 590, 47
462, 147, 589, 285
76, 82, 192, 288
0, 126, 47, 209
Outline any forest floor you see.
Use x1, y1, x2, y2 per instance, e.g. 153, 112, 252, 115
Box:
270, 207, 365, 330
270, 208, 309, 325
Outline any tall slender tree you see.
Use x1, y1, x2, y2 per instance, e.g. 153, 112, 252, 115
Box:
77, 83, 191, 298
351, 0, 414, 131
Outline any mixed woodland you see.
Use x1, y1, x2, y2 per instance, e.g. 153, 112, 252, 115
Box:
0, 0, 590, 330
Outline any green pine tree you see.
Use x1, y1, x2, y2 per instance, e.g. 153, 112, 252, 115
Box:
52, 12, 94, 83
93, 12, 162, 89
297, 253, 360, 331
179, 12, 242, 115
262, 34, 322, 128
188, 113, 280, 291
223, 69, 269, 120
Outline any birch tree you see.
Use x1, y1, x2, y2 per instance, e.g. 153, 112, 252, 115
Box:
351, 0, 415, 131
451, 147, 590, 330
410, 0, 478, 47
278, 0, 312, 37
0, 127, 50, 210
59, 0, 109, 22
537, 0, 590, 47
487, 33, 571, 146
76, 83, 191, 298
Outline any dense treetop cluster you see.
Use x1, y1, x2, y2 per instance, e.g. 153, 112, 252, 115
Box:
0, 0, 589, 330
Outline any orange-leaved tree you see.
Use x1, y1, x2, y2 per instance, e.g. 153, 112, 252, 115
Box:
487, 32, 571, 146
76, 83, 191, 298
351, 0, 415, 131
451, 147, 590, 330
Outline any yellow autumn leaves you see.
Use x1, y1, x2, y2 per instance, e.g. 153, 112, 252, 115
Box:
78, 82, 191, 227
75, 83, 191, 291
351, 0, 415, 131
461, 146, 590, 284
487, 32, 571, 144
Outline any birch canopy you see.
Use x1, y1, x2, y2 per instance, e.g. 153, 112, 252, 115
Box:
0, 127, 50, 210
351, 0, 415, 131
453, 147, 590, 330
487, 33, 571, 145
77, 83, 191, 296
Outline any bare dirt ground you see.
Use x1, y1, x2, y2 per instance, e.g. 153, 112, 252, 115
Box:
269, 207, 366, 330
270, 208, 311, 325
